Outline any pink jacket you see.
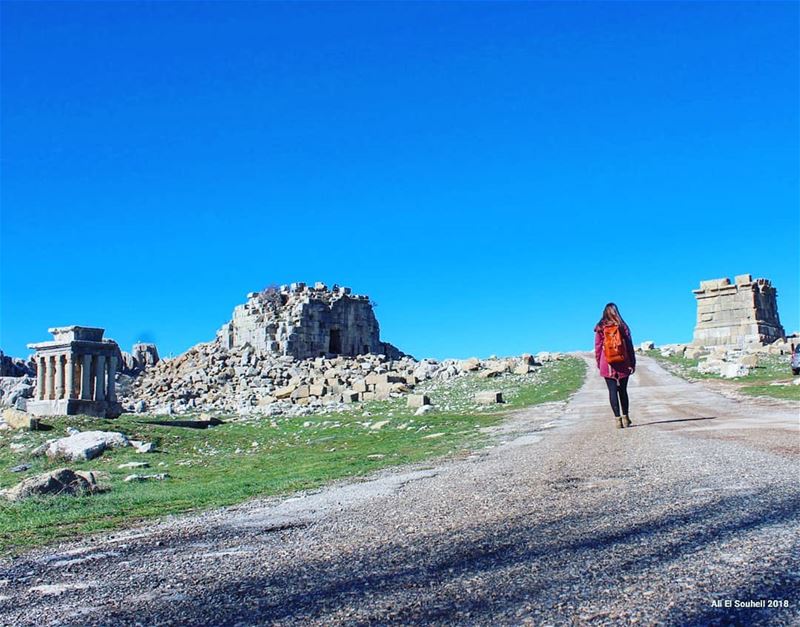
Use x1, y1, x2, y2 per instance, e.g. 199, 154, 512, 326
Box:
595, 324, 636, 379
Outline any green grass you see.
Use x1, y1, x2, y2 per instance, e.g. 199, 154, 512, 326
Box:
739, 384, 800, 400
647, 350, 800, 401
0, 356, 586, 553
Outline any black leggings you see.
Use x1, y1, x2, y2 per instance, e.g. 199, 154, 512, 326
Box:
604, 377, 630, 417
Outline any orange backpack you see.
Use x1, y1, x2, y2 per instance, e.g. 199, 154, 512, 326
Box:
603, 324, 627, 364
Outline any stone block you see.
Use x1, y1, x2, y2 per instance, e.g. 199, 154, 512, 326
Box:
739, 354, 759, 367
273, 385, 296, 400
474, 391, 504, 404
720, 363, 749, 378
2, 408, 40, 430
341, 391, 360, 403
309, 384, 327, 397
407, 394, 430, 408
460, 358, 481, 372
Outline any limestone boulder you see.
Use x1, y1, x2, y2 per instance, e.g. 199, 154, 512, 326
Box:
2, 408, 40, 430
46, 430, 130, 461
720, 363, 749, 379
0, 376, 35, 408
475, 391, 504, 404
3, 468, 100, 501
407, 394, 431, 408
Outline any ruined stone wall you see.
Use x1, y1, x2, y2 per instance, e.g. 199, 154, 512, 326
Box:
217, 282, 402, 359
692, 274, 785, 347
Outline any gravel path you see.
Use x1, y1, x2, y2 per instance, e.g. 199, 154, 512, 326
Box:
2, 355, 798, 626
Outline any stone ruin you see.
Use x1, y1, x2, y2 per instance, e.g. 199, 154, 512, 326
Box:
26, 326, 123, 418
692, 274, 785, 347
216, 282, 403, 360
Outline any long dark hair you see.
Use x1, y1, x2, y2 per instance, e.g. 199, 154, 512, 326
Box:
595, 302, 628, 332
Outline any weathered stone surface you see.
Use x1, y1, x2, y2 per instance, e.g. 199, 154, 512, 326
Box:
407, 394, 430, 408
0, 376, 35, 409
3, 468, 99, 501
474, 391, 504, 404
2, 408, 40, 430
0, 351, 36, 377
459, 358, 481, 372
720, 362, 749, 378
46, 431, 130, 461
123, 473, 168, 482
26, 326, 123, 419
216, 283, 403, 360
131, 343, 160, 372
640, 341, 655, 351
692, 275, 785, 347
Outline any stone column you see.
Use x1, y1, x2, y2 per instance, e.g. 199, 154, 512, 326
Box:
55, 354, 65, 400
65, 354, 75, 400
107, 356, 117, 402
37, 356, 46, 400
44, 355, 55, 400
95, 355, 106, 401
81, 354, 92, 400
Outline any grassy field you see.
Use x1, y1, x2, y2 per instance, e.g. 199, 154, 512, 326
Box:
0, 356, 586, 553
647, 350, 800, 401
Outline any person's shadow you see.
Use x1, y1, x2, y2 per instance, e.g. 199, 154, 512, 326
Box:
631, 416, 716, 427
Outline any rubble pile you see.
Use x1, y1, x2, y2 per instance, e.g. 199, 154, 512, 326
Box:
643, 336, 797, 379
121, 341, 552, 417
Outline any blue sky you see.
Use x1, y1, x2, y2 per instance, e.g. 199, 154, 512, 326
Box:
1, 1, 797, 360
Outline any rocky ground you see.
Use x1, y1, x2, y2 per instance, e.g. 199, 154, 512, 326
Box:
0, 355, 797, 625
119, 343, 550, 416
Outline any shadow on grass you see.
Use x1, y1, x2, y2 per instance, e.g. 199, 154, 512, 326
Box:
16, 487, 797, 626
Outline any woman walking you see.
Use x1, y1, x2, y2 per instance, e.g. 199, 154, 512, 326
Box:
594, 303, 636, 429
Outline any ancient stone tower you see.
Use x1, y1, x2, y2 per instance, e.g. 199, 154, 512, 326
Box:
692, 274, 785, 346
217, 282, 403, 359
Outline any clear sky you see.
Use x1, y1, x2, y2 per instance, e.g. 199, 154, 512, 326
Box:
1, 1, 798, 360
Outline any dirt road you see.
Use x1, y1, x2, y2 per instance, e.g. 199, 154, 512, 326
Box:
2, 355, 797, 626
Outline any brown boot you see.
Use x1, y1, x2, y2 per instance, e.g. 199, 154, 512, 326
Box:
622, 415, 632, 427
616, 416, 624, 429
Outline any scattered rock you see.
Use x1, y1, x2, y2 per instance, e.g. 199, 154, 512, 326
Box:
720, 363, 749, 379
3, 468, 100, 501
1, 408, 39, 430
474, 391, 504, 405
46, 431, 130, 461
130, 441, 156, 454
415, 405, 435, 416
10, 463, 31, 473
407, 394, 431, 408
123, 473, 169, 483
117, 461, 150, 469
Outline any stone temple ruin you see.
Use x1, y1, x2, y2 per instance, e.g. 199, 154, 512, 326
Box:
692, 274, 785, 347
217, 282, 402, 359
26, 326, 123, 418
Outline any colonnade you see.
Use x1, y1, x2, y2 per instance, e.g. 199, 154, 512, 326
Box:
36, 353, 117, 403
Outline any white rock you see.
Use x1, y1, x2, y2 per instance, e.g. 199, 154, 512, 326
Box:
415, 405, 435, 416
720, 362, 749, 378
46, 431, 130, 461
129, 440, 155, 453
123, 473, 169, 482
117, 462, 149, 469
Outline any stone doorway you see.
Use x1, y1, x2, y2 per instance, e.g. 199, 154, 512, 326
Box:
329, 329, 342, 354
